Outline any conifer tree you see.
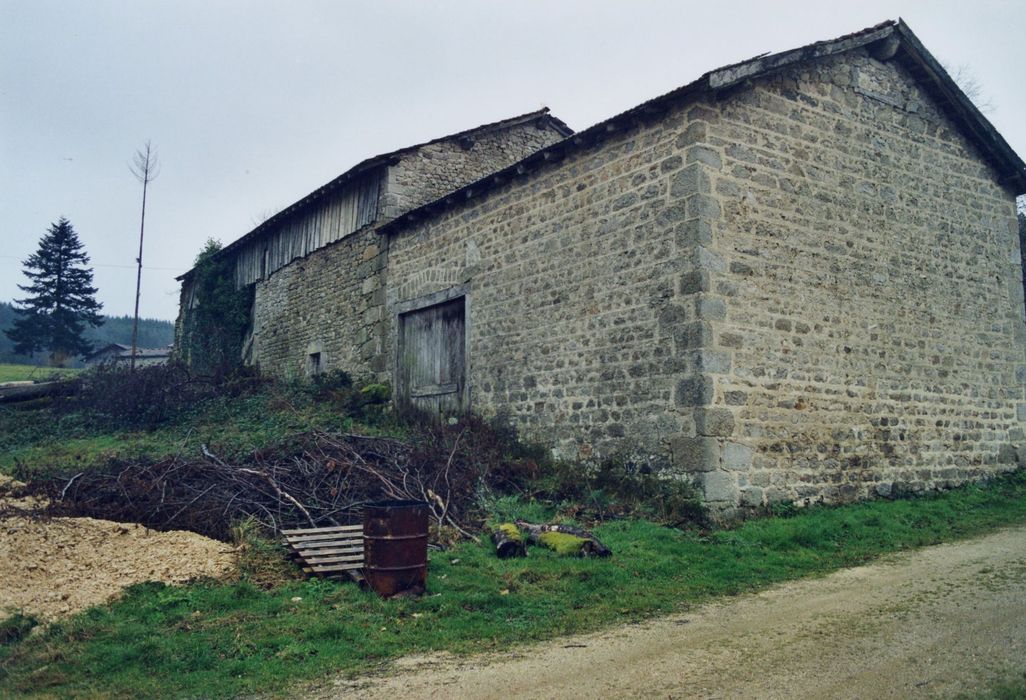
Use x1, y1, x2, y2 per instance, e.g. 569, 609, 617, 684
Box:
5, 218, 103, 366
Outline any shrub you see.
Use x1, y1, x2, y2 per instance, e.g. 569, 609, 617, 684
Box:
231, 517, 301, 589
533, 449, 704, 526
177, 239, 254, 376
0, 612, 38, 646
55, 363, 261, 430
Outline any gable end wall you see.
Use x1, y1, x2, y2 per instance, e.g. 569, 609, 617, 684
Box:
693, 48, 1026, 509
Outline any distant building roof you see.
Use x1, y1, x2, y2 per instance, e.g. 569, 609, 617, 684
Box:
84, 343, 172, 362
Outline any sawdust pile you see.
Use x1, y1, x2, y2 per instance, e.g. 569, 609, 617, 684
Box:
1, 474, 237, 620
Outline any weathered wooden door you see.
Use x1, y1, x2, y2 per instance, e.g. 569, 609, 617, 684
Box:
398, 297, 466, 414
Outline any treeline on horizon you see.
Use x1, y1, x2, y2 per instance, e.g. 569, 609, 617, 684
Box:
0, 301, 175, 366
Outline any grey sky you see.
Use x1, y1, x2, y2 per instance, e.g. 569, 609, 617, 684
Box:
2, 0, 1023, 321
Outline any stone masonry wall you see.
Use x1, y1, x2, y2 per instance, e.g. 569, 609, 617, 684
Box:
681, 49, 1026, 510
250, 120, 566, 378
380, 121, 567, 219
251, 226, 387, 379
385, 105, 717, 462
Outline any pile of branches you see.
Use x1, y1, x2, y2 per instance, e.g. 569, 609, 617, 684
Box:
31, 417, 539, 542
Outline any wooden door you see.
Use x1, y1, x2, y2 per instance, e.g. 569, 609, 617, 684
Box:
398, 297, 466, 415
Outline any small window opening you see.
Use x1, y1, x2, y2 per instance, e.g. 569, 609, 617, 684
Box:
308, 352, 322, 376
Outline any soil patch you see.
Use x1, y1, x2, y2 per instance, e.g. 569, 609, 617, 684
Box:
1, 474, 236, 620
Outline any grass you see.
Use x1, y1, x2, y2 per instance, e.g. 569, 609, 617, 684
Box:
958, 671, 1026, 699
2, 469, 1026, 698
0, 387, 365, 477
0, 363, 80, 384
982, 674, 1026, 700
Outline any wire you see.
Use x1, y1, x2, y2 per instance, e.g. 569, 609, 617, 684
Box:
0, 255, 184, 272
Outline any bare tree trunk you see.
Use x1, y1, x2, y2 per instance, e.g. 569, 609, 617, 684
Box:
129, 142, 159, 371
491, 523, 527, 558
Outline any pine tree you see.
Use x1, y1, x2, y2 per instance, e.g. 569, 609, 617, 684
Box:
5, 218, 103, 366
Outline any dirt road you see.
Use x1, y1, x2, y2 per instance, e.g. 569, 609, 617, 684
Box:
326, 525, 1026, 699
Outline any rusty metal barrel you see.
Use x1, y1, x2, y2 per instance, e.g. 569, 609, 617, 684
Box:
363, 499, 429, 598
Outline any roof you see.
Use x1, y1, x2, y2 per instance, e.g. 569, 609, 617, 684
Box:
178, 108, 573, 281
381, 19, 1026, 236
84, 343, 131, 358
84, 343, 172, 361
130, 346, 173, 358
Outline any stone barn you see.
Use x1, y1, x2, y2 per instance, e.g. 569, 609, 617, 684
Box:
178, 20, 1026, 512
176, 108, 573, 372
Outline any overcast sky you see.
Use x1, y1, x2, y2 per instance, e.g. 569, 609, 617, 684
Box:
2, 0, 1023, 321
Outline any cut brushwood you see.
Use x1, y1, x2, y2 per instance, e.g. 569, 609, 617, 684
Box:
515, 521, 612, 557
491, 523, 527, 558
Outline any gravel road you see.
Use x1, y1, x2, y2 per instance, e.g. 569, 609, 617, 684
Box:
323, 525, 1026, 699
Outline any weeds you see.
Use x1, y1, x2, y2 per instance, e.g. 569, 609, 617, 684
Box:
231, 517, 302, 589
4, 366, 705, 540
529, 448, 703, 527
0, 613, 38, 646
52, 363, 262, 430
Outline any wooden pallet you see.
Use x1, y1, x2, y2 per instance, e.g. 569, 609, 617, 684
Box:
282, 525, 365, 585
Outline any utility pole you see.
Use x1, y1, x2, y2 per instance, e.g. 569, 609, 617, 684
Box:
129, 141, 159, 370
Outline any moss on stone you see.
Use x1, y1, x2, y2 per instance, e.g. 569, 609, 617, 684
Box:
538, 531, 587, 556
496, 523, 522, 542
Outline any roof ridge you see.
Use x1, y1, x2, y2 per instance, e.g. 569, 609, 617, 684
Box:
191, 107, 574, 273
381, 19, 1025, 236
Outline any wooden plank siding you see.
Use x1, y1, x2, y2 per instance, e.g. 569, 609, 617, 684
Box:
232, 169, 382, 288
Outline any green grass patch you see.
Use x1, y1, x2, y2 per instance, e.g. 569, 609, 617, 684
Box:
957, 671, 1026, 699
0, 389, 362, 477
0, 613, 38, 646
3, 470, 1026, 698
0, 363, 80, 383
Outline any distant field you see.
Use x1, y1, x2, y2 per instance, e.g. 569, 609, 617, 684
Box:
0, 363, 81, 383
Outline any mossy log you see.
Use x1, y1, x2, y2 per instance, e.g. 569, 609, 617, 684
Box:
515, 520, 612, 558
491, 522, 527, 558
